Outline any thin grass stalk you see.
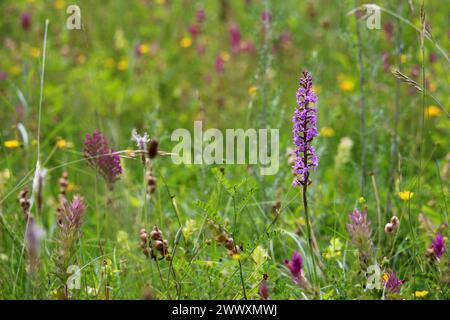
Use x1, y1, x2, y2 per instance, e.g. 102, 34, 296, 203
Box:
355, 16, 367, 197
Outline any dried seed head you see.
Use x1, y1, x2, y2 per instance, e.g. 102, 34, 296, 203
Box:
59, 171, 69, 197
154, 240, 164, 250
147, 138, 159, 159
384, 222, 394, 234
390, 216, 400, 227
147, 173, 157, 194
18, 187, 31, 220
224, 238, 235, 250
150, 226, 162, 240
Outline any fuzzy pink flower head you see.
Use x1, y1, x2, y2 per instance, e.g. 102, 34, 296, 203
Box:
284, 251, 302, 278
84, 129, 122, 189
385, 271, 404, 294
229, 23, 241, 53
21, 13, 31, 31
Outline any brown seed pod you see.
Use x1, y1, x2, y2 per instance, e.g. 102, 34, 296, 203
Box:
147, 139, 159, 159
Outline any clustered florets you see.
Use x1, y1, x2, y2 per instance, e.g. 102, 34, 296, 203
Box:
292, 71, 319, 186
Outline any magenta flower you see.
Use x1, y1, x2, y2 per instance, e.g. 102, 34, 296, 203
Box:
284, 251, 302, 279
432, 233, 446, 258
215, 55, 224, 74
188, 24, 201, 38
84, 130, 122, 189
385, 271, 404, 294
292, 71, 318, 186
229, 23, 241, 54
261, 10, 272, 23
21, 13, 31, 31
196, 8, 205, 24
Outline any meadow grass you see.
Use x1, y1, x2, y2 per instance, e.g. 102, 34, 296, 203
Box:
0, 0, 448, 300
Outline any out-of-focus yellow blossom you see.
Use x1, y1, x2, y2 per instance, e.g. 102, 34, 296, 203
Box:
359, 196, 366, 204
56, 138, 73, 149
383, 273, 389, 282
0, 169, 11, 190
400, 54, 407, 63
425, 105, 442, 118
232, 254, 241, 260
138, 43, 150, 54
428, 82, 437, 92
323, 238, 343, 260
339, 79, 355, 92
398, 191, 414, 201
66, 183, 75, 193
337, 74, 355, 92
104, 58, 115, 68
296, 217, 306, 226
220, 51, 230, 62
9, 65, 21, 75
248, 85, 257, 97
29, 47, 40, 58
415, 290, 429, 298
4, 140, 20, 148
54, 0, 64, 9
320, 127, 335, 137
117, 58, 128, 71
180, 37, 193, 48
156, 0, 166, 4
76, 54, 86, 65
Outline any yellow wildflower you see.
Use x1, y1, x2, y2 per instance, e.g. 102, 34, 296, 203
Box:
76, 54, 86, 65
232, 254, 241, 260
66, 183, 74, 193
56, 138, 66, 149
138, 43, 150, 54
320, 127, 335, 137
398, 191, 414, 201
180, 37, 193, 48
29, 47, 40, 58
9, 65, 21, 75
220, 51, 230, 62
54, 0, 64, 9
415, 290, 429, 298
359, 197, 366, 204
400, 54, 407, 63
425, 105, 442, 118
4, 140, 20, 148
248, 85, 258, 97
339, 79, 355, 92
117, 58, 128, 71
